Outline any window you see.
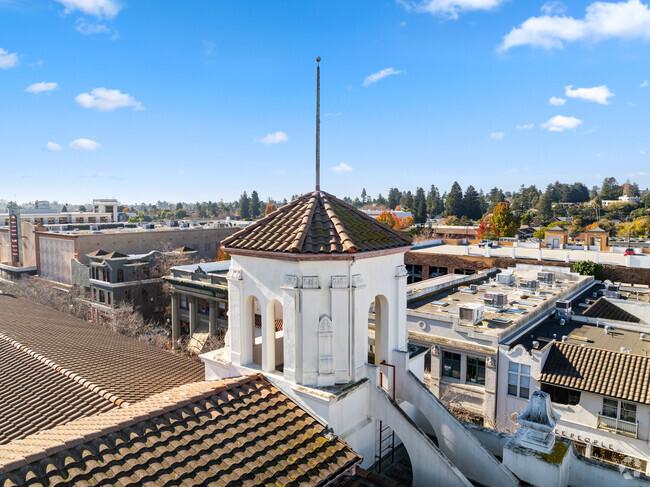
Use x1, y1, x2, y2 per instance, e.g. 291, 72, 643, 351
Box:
197, 298, 209, 315
107, 292, 112, 305
218, 301, 228, 318
99, 290, 105, 303
508, 362, 531, 399
142, 266, 150, 279
603, 398, 636, 423
541, 384, 580, 405
117, 269, 124, 283
466, 357, 485, 385
93, 288, 97, 301
180, 320, 190, 336
442, 351, 461, 380
179, 295, 189, 310
142, 289, 148, 302
105, 268, 110, 282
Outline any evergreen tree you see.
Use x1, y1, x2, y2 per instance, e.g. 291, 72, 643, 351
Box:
387, 188, 401, 210
426, 185, 442, 218
600, 177, 621, 200
462, 185, 481, 220
445, 182, 463, 217
61, 204, 68, 212
239, 192, 251, 219
413, 187, 427, 223
537, 193, 553, 222
376, 193, 386, 206
250, 191, 260, 218
361, 188, 368, 204
400, 191, 414, 210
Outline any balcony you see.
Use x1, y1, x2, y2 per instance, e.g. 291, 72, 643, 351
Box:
597, 413, 639, 439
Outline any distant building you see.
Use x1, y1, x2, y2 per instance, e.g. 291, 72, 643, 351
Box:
165, 261, 230, 344
602, 195, 641, 207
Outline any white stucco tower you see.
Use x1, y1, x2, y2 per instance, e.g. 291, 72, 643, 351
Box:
203, 189, 412, 387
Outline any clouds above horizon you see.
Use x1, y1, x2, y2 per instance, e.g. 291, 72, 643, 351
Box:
490, 131, 504, 140
55, 0, 121, 19
400, 0, 507, 19
255, 131, 289, 145
331, 162, 352, 174
25, 82, 58, 94
363, 68, 402, 87
541, 115, 582, 132
70, 138, 100, 150
0, 47, 18, 68
549, 96, 566, 106
45, 142, 62, 152
500, 0, 650, 51
516, 122, 535, 130
75, 88, 143, 111
565, 85, 614, 104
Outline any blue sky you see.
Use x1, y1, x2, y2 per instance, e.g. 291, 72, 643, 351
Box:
1, 0, 650, 205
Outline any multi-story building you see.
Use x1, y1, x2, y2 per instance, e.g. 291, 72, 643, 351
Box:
404, 265, 592, 426
165, 261, 230, 344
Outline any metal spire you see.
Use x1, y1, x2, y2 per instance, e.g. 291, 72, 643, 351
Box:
316, 56, 321, 192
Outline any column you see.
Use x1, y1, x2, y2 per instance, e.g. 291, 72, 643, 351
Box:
262, 304, 275, 373
189, 296, 197, 336
331, 276, 349, 383
209, 301, 216, 336
171, 294, 180, 346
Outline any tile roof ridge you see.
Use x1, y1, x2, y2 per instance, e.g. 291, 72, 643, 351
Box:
221, 192, 312, 248
0, 332, 127, 408
320, 192, 357, 253
321, 190, 412, 245
0, 375, 264, 475
288, 191, 319, 252
555, 340, 650, 360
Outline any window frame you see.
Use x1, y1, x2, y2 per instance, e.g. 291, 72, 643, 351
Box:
442, 351, 461, 381
508, 362, 531, 399
466, 356, 486, 386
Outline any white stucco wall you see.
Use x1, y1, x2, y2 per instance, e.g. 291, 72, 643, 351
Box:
38, 236, 75, 284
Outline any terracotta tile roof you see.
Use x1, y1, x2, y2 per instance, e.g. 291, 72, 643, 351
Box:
222, 191, 411, 255
539, 342, 650, 405
0, 294, 204, 404
582, 297, 641, 323
0, 339, 116, 446
0, 375, 361, 486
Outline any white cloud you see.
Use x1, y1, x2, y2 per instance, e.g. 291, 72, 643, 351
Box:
565, 84, 614, 104
363, 68, 402, 87
500, 0, 650, 51
401, 0, 507, 19
75, 88, 143, 111
25, 82, 58, 94
0, 47, 18, 68
541, 114, 583, 132
255, 131, 289, 145
516, 122, 535, 130
549, 96, 566, 105
490, 131, 505, 140
640, 149, 646, 154
541, 1, 567, 15
75, 20, 110, 35
641, 80, 649, 87
70, 138, 100, 150
45, 142, 62, 152
331, 162, 352, 174
55, 0, 121, 19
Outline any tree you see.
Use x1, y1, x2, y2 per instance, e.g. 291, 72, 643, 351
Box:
376, 193, 386, 206
445, 182, 463, 217
376, 210, 395, 228
491, 202, 518, 237
600, 177, 621, 200
361, 188, 368, 204
572, 261, 605, 281
79, 205, 87, 212
462, 185, 481, 220
400, 191, 414, 211
387, 188, 401, 210
426, 185, 442, 218
61, 204, 68, 212
239, 192, 250, 219
537, 193, 553, 222
413, 187, 427, 223
477, 215, 499, 240
250, 191, 261, 218
264, 203, 277, 216
175, 208, 187, 219
176, 202, 183, 210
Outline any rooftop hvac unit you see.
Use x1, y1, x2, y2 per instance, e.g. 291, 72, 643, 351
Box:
641, 333, 647, 340
537, 271, 555, 284
497, 273, 515, 285
470, 284, 479, 293
556, 300, 571, 310
605, 284, 620, 299
484, 292, 508, 308
458, 303, 485, 325
520, 279, 539, 291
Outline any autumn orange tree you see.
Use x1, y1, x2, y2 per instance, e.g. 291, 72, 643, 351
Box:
377, 210, 396, 228
477, 215, 499, 240
264, 203, 277, 216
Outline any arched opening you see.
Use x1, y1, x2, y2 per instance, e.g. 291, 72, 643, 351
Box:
368, 295, 389, 366
245, 296, 263, 367
266, 300, 284, 373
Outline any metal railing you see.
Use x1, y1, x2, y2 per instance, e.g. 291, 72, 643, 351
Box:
597, 413, 639, 439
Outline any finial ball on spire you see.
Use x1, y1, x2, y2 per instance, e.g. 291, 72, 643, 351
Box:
316, 56, 321, 63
